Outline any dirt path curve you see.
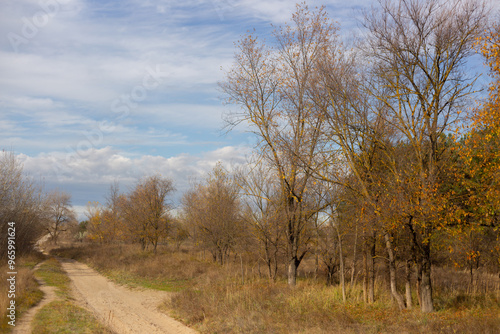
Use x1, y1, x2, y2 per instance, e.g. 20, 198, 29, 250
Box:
12, 263, 58, 334
58, 258, 198, 334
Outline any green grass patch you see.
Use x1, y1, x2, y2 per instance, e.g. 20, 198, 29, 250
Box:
34, 258, 72, 298
98, 269, 192, 292
32, 300, 113, 334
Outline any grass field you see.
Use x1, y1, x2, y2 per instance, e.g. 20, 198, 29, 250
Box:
52, 243, 500, 334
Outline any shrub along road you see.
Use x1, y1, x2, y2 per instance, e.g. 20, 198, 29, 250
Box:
58, 258, 197, 334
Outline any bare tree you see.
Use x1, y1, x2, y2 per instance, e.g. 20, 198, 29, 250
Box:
42, 190, 77, 245
103, 182, 123, 243
182, 163, 244, 264
0, 150, 44, 255
121, 175, 175, 253
237, 161, 286, 281
221, 3, 337, 286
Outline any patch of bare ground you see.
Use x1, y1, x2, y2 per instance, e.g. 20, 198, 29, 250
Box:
59, 257, 198, 334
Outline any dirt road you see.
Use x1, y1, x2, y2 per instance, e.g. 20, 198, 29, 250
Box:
59, 258, 197, 334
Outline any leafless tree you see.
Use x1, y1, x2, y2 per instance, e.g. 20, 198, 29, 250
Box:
220, 3, 337, 286
121, 175, 175, 253
42, 190, 77, 245
0, 151, 44, 255
182, 163, 244, 265
237, 161, 286, 281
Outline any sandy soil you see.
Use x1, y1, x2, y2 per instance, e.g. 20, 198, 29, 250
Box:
58, 258, 198, 334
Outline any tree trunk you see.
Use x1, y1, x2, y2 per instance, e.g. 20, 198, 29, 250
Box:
363, 245, 368, 303
350, 224, 358, 288
326, 264, 335, 286
240, 254, 244, 285
420, 244, 434, 313
337, 226, 346, 302
288, 257, 300, 286
469, 262, 474, 287
266, 257, 273, 281
152, 238, 158, 254
272, 248, 279, 281
385, 233, 406, 310
416, 261, 422, 306
405, 260, 412, 309
315, 252, 319, 280
339, 253, 346, 302
368, 235, 375, 304
315, 223, 320, 280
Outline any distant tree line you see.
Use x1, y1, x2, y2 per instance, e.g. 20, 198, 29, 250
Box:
84, 175, 186, 254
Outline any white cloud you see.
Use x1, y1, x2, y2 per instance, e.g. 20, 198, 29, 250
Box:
17, 144, 250, 207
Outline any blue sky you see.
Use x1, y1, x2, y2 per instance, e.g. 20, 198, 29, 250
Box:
1, 0, 496, 219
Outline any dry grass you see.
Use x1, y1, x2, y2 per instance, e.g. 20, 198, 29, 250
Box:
51, 243, 500, 334
169, 279, 499, 334
0, 252, 46, 333
169, 282, 374, 333
52, 244, 217, 291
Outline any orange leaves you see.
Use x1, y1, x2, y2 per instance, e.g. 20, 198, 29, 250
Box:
456, 24, 500, 230
472, 24, 500, 131
466, 250, 481, 262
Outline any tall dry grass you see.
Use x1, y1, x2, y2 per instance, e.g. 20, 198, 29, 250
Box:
170, 278, 499, 333
0, 252, 45, 333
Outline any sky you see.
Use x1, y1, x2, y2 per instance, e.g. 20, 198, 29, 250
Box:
0, 0, 497, 219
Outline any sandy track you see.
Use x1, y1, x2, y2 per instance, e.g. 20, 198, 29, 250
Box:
59, 258, 197, 334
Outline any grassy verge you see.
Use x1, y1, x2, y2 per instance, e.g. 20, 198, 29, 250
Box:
31, 257, 113, 334
101, 270, 191, 292
52, 244, 500, 334
34, 258, 72, 298
32, 300, 113, 334
0, 252, 46, 334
